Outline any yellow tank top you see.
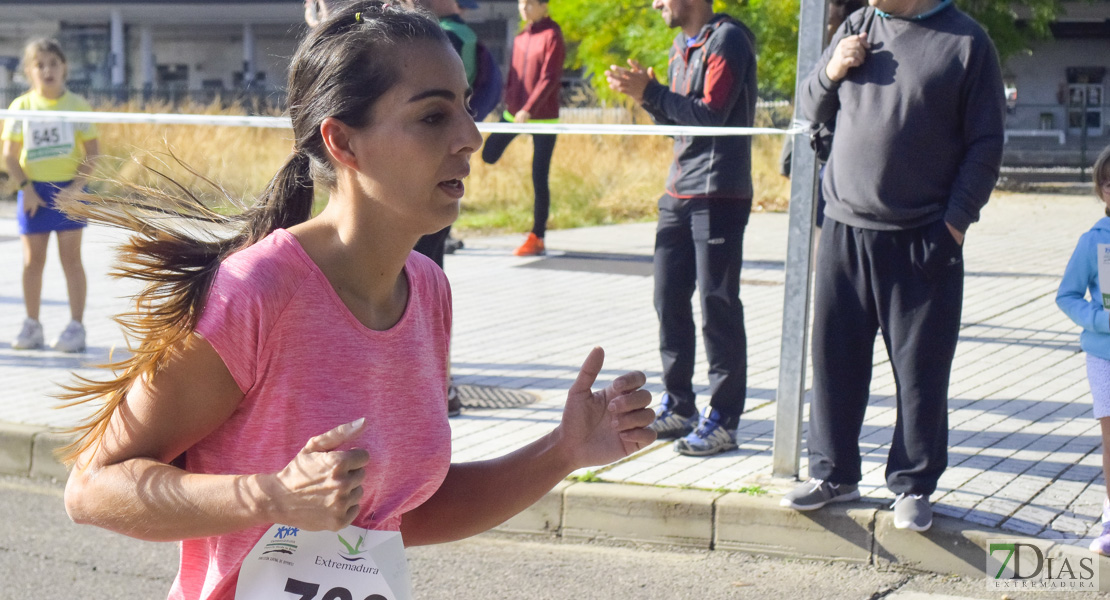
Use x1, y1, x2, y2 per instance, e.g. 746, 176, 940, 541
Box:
2, 90, 98, 182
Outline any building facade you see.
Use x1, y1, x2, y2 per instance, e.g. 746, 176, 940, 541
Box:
1004, 0, 1110, 166
0, 0, 521, 108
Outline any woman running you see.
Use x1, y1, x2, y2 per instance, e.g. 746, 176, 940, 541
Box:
60, 4, 654, 599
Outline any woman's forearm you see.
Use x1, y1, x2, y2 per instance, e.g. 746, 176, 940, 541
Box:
400, 429, 574, 546
401, 350, 655, 547
65, 458, 275, 542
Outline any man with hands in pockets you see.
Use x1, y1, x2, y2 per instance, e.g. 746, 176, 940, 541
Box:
779, 0, 1005, 532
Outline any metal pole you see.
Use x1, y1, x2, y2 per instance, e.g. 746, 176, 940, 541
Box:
243, 23, 257, 87
140, 26, 154, 105
110, 9, 125, 88
771, 0, 828, 479
1079, 100, 1089, 183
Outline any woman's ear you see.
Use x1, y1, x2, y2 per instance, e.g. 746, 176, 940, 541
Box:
320, 117, 359, 172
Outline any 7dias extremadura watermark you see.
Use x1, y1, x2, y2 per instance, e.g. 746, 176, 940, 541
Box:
986, 539, 1098, 592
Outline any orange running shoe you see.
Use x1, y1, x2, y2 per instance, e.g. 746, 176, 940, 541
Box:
513, 232, 546, 256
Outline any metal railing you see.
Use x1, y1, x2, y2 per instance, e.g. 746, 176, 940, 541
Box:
0, 85, 286, 114
1004, 101, 1108, 172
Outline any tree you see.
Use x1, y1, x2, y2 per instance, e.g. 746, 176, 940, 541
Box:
551, 0, 1067, 101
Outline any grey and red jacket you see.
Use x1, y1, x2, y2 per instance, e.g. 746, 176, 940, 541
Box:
505, 17, 565, 120
641, 14, 757, 200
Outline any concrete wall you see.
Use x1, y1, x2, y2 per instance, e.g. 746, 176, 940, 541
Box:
0, 2, 522, 97
1005, 38, 1110, 135
126, 24, 298, 91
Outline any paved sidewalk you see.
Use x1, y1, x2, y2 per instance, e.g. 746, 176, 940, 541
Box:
1, 192, 1109, 582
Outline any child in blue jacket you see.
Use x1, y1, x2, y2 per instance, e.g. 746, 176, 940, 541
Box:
1057, 144, 1110, 554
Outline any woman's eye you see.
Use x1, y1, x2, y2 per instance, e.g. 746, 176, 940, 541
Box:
422, 112, 446, 125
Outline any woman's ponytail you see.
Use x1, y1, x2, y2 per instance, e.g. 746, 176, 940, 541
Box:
240, 150, 315, 248
54, 147, 318, 465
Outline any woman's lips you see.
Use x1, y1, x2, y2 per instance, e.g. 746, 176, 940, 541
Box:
438, 179, 465, 199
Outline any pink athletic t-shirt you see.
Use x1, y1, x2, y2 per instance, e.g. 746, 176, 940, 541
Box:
168, 229, 453, 600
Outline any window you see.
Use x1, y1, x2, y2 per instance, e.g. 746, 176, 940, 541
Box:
1066, 67, 1105, 137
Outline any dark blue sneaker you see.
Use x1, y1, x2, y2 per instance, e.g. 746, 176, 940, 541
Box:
674, 409, 737, 456
648, 393, 698, 439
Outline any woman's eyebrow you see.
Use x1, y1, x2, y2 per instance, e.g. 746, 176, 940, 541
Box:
408, 89, 457, 103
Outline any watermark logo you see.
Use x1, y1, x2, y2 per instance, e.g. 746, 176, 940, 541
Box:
986, 539, 1098, 591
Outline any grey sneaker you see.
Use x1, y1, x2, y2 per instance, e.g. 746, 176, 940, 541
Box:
648, 404, 698, 440
892, 493, 932, 532
12, 318, 44, 350
674, 410, 737, 456
53, 320, 86, 353
780, 478, 861, 511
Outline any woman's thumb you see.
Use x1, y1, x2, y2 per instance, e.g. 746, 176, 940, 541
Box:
303, 418, 366, 453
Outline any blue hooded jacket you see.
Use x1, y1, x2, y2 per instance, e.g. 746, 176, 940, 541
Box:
1057, 216, 1110, 360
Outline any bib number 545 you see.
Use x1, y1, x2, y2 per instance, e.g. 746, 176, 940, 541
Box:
32, 127, 62, 146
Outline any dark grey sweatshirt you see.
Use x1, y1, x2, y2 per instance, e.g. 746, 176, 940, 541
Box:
799, 2, 1005, 232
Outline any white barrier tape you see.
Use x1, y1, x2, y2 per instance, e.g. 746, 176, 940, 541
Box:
478, 121, 802, 136
0, 109, 803, 137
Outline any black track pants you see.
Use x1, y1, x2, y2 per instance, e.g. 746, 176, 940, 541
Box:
808, 217, 963, 495
653, 194, 751, 427
481, 127, 557, 238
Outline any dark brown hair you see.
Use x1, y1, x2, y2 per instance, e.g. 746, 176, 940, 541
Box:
57, 1, 448, 464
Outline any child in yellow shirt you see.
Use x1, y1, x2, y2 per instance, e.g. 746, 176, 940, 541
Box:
2, 38, 99, 352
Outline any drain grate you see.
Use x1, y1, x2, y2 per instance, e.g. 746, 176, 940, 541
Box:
456, 384, 539, 409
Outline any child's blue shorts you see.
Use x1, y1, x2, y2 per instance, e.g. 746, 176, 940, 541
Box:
17, 181, 87, 235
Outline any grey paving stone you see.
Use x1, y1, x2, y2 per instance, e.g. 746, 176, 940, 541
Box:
1, 193, 1108, 550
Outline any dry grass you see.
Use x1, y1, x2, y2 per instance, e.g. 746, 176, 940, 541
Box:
67, 101, 793, 233
92, 100, 295, 207
460, 106, 791, 234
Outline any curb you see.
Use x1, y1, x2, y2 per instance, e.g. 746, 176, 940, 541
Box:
0, 422, 71, 481
6, 420, 1108, 590
494, 481, 1110, 591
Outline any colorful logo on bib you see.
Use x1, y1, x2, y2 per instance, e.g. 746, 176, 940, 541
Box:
262, 525, 300, 557
337, 533, 367, 562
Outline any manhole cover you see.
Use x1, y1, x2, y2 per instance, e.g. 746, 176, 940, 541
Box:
456, 384, 539, 409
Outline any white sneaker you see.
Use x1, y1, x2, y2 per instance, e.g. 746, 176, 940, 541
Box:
53, 320, 86, 353
11, 318, 44, 350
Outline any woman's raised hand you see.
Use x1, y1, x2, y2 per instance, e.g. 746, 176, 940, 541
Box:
558, 347, 656, 469
259, 418, 370, 531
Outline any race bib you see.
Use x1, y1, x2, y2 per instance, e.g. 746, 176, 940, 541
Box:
24, 119, 76, 162
236, 524, 413, 600
1099, 245, 1110, 310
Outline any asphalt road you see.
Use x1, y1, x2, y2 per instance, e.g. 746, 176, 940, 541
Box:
0, 475, 1069, 599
